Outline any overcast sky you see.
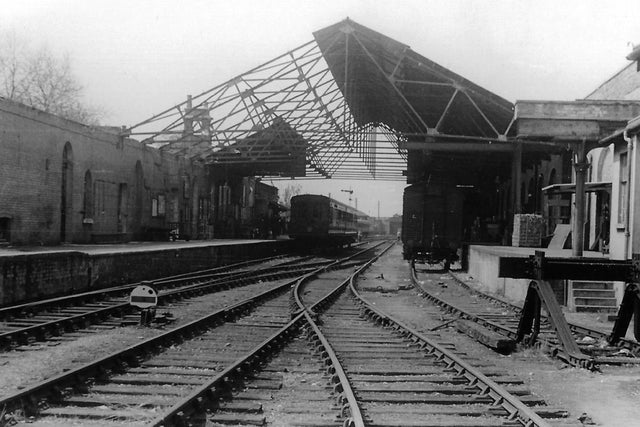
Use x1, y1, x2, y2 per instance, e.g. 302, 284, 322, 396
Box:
3, 0, 640, 217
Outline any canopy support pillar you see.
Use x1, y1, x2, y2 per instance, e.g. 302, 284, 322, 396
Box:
572, 140, 589, 257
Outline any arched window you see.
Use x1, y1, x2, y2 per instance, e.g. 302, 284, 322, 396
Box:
83, 170, 93, 221
60, 142, 74, 241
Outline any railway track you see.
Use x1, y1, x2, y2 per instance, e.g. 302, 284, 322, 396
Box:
0, 242, 386, 426
171, 242, 393, 427
411, 264, 640, 369
296, 253, 567, 427
0, 255, 329, 351
2, 242, 571, 426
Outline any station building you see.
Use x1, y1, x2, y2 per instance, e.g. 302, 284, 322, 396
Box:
585, 50, 640, 262
470, 50, 640, 312
0, 97, 282, 246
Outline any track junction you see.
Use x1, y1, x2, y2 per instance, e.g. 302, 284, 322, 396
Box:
0, 242, 600, 427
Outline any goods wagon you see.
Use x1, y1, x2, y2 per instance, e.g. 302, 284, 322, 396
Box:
402, 182, 464, 267
289, 194, 358, 245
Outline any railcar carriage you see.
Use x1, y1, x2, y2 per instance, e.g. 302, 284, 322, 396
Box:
289, 194, 358, 245
356, 215, 372, 240
402, 182, 464, 267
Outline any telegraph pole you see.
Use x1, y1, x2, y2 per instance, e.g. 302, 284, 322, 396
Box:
341, 188, 353, 204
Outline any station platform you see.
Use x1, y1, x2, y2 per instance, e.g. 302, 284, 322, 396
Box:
466, 244, 612, 306
0, 239, 278, 257
0, 239, 292, 307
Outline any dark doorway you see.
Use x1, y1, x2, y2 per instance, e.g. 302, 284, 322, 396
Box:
0, 217, 10, 242
117, 183, 129, 233
133, 161, 143, 237
593, 191, 611, 253
60, 142, 73, 242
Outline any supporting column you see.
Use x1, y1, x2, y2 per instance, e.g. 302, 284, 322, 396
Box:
628, 133, 637, 258
572, 140, 589, 257
512, 142, 522, 214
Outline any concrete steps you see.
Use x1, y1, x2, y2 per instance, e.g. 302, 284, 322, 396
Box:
571, 281, 618, 313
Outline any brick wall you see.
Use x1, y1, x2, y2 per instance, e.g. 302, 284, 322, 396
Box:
0, 241, 291, 306
512, 214, 544, 247
0, 252, 91, 304
0, 98, 208, 245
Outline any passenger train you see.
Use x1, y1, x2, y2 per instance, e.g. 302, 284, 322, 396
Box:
289, 194, 359, 245
401, 182, 463, 267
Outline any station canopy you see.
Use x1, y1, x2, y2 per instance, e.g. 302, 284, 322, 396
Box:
125, 18, 514, 180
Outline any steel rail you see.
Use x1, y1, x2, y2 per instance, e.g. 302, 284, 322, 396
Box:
150, 243, 387, 426
150, 253, 290, 284
0, 274, 303, 416
306, 241, 396, 316
0, 254, 289, 320
349, 265, 551, 427
291, 241, 397, 427
0, 303, 127, 350
302, 312, 364, 427
151, 313, 308, 427
0, 260, 325, 350
445, 270, 640, 360
291, 241, 389, 316
0, 248, 379, 424
162, 261, 327, 294
410, 266, 598, 370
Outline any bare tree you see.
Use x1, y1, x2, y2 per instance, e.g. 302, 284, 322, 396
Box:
0, 31, 103, 125
0, 31, 28, 100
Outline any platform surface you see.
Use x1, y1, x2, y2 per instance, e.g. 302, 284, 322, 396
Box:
470, 244, 608, 259
467, 244, 610, 305
0, 239, 282, 258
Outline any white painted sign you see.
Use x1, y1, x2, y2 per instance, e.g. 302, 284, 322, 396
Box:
130, 285, 158, 309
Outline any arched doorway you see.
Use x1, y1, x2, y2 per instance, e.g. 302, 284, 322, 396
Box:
133, 161, 144, 238
118, 183, 129, 233
60, 142, 74, 242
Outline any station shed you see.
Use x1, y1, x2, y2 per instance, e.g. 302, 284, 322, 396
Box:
8, 16, 640, 315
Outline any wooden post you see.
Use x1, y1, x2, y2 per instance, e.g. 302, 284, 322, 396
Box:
572, 140, 588, 257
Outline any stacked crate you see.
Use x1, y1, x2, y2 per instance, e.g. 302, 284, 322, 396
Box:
512, 214, 544, 247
